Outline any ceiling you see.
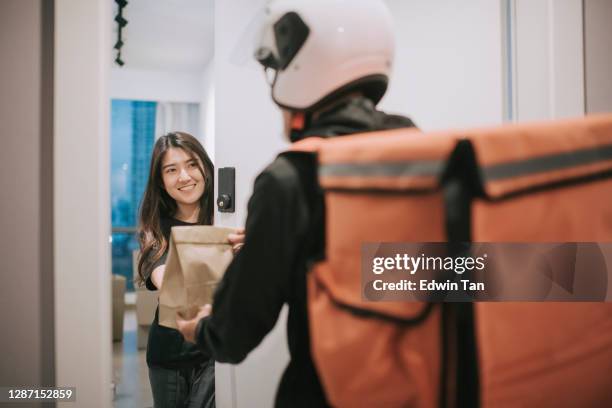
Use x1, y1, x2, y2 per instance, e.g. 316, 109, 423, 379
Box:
112, 0, 214, 72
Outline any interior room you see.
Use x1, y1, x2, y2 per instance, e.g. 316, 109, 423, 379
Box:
1, 0, 611, 407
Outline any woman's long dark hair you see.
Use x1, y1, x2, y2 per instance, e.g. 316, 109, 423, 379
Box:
136, 131, 214, 285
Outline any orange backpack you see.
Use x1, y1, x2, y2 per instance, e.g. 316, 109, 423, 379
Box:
464, 116, 612, 408
291, 114, 612, 407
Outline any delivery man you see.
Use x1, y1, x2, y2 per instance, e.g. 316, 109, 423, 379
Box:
177, 0, 416, 406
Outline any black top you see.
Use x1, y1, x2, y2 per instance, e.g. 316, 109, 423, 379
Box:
196, 96, 417, 407
144, 216, 209, 369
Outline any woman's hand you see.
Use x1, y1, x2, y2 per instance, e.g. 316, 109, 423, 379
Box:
176, 304, 212, 343
228, 228, 245, 254
151, 264, 166, 290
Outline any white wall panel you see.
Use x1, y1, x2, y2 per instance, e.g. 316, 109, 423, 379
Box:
110, 67, 203, 103
584, 0, 612, 114
513, 0, 584, 121
382, 0, 505, 130
55, 0, 112, 407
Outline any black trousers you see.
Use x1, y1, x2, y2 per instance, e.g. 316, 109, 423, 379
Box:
148, 358, 215, 408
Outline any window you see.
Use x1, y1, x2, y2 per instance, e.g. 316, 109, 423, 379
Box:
111, 99, 157, 291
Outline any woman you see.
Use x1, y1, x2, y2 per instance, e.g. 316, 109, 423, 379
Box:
137, 131, 216, 408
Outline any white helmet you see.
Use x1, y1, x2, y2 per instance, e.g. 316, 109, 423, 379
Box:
254, 0, 395, 112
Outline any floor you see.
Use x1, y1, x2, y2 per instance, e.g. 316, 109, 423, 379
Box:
112, 307, 153, 408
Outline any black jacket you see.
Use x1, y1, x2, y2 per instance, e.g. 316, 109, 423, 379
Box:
196, 97, 416, 407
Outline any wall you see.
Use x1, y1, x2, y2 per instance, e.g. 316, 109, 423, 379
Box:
584, 0, 612, 114
200, 64, 216, 161
511, 0, 585, 121
110, 67, 203, 103
54, 0, 112, 406
382, 0, 505, 130
0, 0, 55, 398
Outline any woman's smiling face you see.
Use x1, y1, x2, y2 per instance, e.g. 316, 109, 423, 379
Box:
161, 147, 205, 207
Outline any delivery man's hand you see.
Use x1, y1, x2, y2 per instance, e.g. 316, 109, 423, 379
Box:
228, 228, 245, 254
176, 304, 212, 344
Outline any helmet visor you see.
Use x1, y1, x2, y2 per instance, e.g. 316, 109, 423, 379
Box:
253, 9, 310, 71
227, 1, 268, 69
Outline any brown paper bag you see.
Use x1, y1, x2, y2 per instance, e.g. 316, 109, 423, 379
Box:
158, 225, 236, 329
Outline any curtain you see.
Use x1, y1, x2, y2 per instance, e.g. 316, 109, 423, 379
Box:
155, 102, 201, 139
